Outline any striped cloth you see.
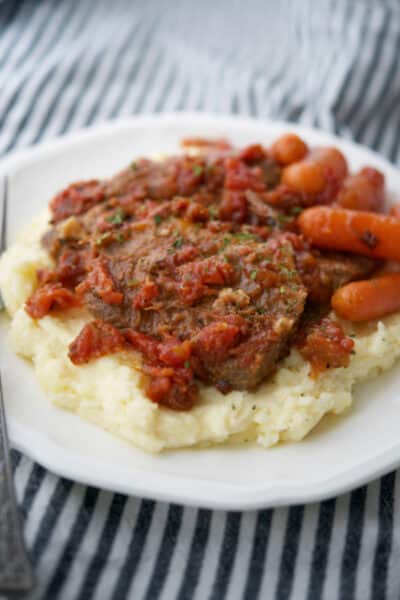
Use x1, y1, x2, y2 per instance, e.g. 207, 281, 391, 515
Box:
2, 0, 400, 598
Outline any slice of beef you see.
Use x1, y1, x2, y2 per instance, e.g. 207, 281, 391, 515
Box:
296, 250, 378, 305
193, 311, 303, 390
80, 223, 307, 390
42, 215, 88, 258
50, 180, 105, 223
317, 252, 378, 291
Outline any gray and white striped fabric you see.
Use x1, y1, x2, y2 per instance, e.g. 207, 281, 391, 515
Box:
2, 0, 400, 598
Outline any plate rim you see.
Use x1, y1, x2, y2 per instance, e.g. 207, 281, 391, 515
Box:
1, 111, 398, 177
9, 419, 400, 510
3, 112, 400, 510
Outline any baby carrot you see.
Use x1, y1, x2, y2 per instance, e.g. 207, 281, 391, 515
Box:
298, 206, 400, 261
389, 203, 400, 219
332, 273, 400, 321
337, 167, 385, 212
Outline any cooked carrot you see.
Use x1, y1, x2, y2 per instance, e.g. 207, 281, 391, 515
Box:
389, 203, 400, 219
282, 148, 349, 199
298, 206, 400, 261
332, 273, 400, 321
270, 133, 308, 165
337, 167, 385, 212
282, 161, 326, 194
310, 147, 348, 181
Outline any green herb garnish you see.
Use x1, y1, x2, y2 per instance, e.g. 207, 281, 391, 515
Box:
291, 206, 303, 215
153, 214, 162, 226
95, 233, 111, 245
184, 360, 191, 369
220, 236, 231, 251
208, 206, 218, 219
192, 164, 204, 177
115, 233, 125, 243
280, 266, 296, 278
250, 269, 258, 280
233, 232, 258, 242
106, 207, 125, 225
173, 237, 184, 249
278, 213, 293, 224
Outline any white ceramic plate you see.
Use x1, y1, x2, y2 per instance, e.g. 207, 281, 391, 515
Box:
2, 113, 400, 511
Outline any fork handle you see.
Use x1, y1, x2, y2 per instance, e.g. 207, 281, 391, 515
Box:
0, 376, 35, 595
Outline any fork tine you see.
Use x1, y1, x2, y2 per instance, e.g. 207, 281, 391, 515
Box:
0, 175, 8, 310
0, 372, 36, 594
0, 175, 8, 255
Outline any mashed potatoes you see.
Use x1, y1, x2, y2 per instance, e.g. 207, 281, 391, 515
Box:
1, 214, 400, 453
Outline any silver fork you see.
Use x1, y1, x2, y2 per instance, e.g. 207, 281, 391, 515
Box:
0, 175, 7, 310
0, 175, 35, 595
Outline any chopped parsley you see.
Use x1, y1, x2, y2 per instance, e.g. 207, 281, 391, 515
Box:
277, 213, 293, 224
291, 206, 303, 215
115, 233, 125, 243
106, 207, 125, 225
280, 266, 296, 278
173, 237, 184, 249
279, 286, 286, 294
192, 164, 204, 177
95, 233, 111, 245
286, 299, 297, 310
208, 206, 218, 219
153, 214, 163, 226
233, 232, 258, 242
250, 269, 258, 280
220, 236, 231, 251
280, 245, 292, 255
169, 236, 184, 253
184, 360, 191, 369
